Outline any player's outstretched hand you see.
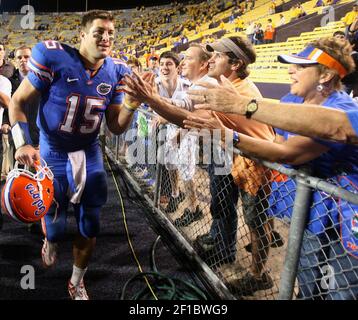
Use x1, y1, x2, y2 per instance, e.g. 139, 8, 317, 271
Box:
187, 75, 251, 114
15, 145, 40, 167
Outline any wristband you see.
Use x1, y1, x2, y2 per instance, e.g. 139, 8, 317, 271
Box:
233, 130, 240, 144
11, 121, 33, 150
124, 99, 139, 111
124, 103, 135, 113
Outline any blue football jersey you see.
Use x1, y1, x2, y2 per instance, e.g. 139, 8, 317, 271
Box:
28, 40, 131, 151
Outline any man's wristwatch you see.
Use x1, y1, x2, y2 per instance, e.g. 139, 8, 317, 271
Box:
245, 98, 258, 119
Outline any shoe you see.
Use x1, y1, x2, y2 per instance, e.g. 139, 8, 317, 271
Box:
173, 206, 203, 227
133, 166, 146, 175
195, 233, 216, 251
194, 234, 235, 269
164, 192, 185, 213
41, 238, 58, 268
245, 230, 285, 253
137, 168, 150, 179
68, 280, 89, 300
230, 271, 274, 296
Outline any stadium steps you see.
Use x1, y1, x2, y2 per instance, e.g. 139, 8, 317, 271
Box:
250, 17, 346, 86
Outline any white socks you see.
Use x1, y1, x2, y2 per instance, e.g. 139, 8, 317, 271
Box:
70, 265, 87, 286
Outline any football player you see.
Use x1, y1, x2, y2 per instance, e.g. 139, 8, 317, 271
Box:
9, 10, 138, 300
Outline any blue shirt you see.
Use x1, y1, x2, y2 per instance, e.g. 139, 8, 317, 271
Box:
272, 92, 358, 237
278, 91, 358, 178
28, 40, 131, 151
347, 110, 358, 136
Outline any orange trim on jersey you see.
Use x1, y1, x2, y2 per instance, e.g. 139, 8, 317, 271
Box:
90, 69, 99, 78
30, 58, 53, 73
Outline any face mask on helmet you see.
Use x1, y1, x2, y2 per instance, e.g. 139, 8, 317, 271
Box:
1, 159, 55, 224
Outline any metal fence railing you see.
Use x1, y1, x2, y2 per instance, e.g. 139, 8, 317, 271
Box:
103, 107, 358, 300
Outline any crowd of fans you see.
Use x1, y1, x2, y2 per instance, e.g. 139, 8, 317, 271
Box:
120, 26, 358, 299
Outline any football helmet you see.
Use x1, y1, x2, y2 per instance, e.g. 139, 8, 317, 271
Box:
1, 159, 54, 223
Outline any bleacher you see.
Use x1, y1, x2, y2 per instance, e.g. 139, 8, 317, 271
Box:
249, 19, 346, 85
155, 0, 273, 54
1, 0, 355, 87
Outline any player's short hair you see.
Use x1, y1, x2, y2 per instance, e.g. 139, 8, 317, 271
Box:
159, 51, 180, 67
81, 10, 114, 30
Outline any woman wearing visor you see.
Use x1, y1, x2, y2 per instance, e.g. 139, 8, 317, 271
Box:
184, 37, 358, 299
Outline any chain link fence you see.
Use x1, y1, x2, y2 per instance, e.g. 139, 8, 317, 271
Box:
103, 107, 358, 300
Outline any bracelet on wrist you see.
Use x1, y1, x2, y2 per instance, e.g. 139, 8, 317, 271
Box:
233, 130, 240, 145
124, 99, 140, 110
124, 103, 136, 113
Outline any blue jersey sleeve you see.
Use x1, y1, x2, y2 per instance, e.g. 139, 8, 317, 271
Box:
27, 42, 54, 92
347, 110, 358, 135
110, 61, 132, 105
